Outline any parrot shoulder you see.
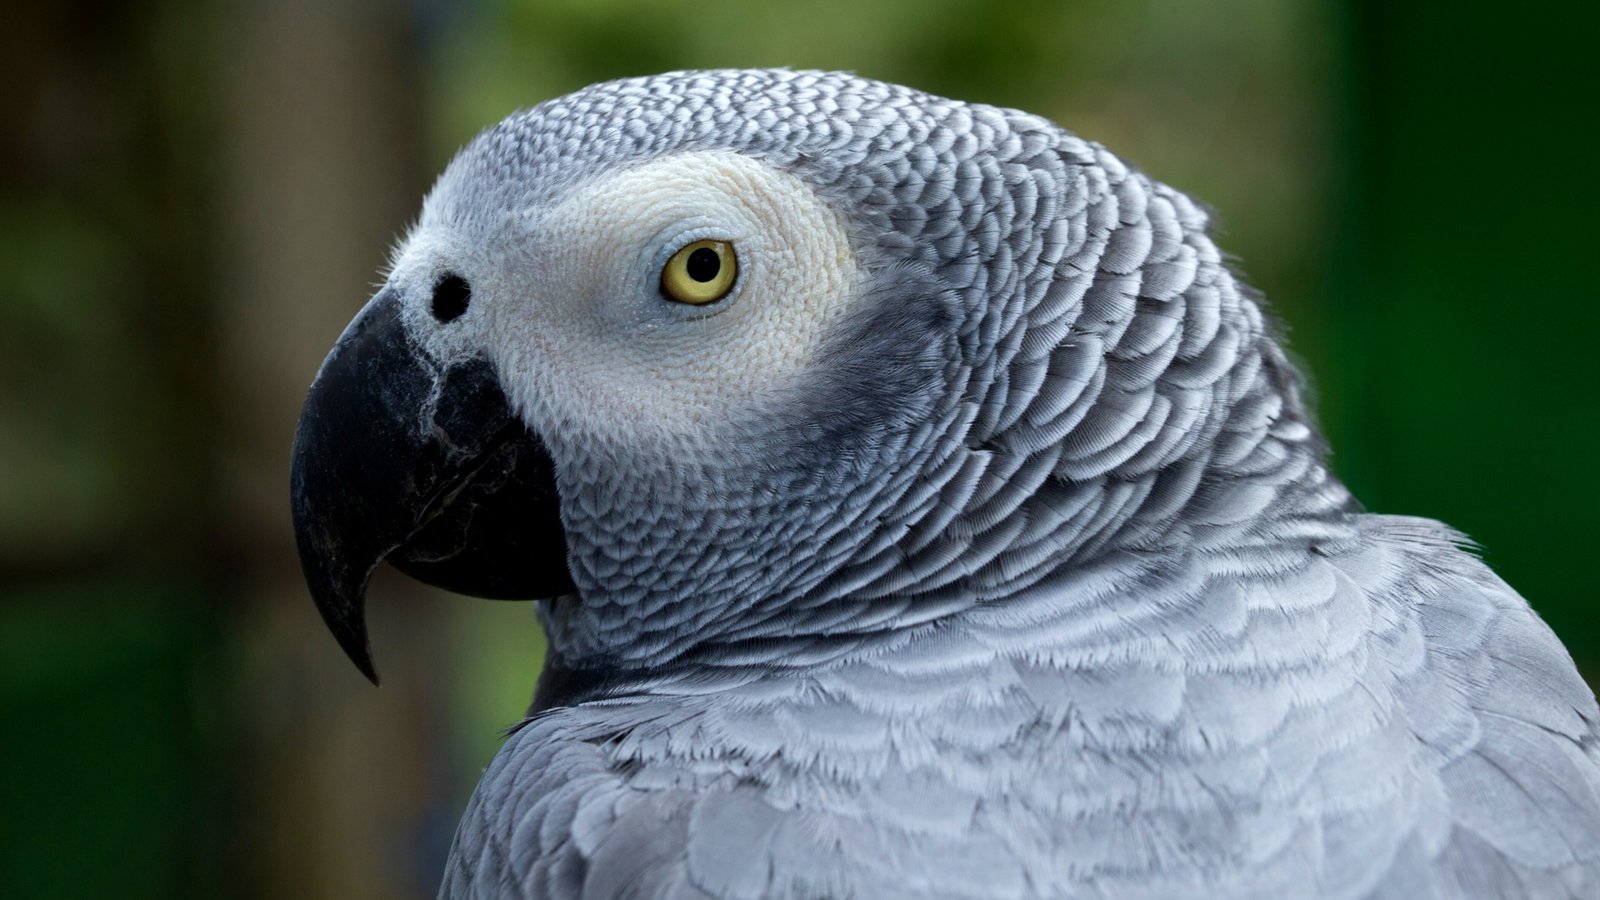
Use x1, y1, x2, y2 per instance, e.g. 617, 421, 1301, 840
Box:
1361, 515, 1600, 896
442, 708, 713, 900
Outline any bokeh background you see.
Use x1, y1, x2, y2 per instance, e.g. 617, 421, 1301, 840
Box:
3, 1, 1594, 897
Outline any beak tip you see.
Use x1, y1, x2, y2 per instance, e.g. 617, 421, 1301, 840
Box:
333, 623, 382, 685
347, 639, 382, 687
318, 595, 382, 686
299, 551, 385, 686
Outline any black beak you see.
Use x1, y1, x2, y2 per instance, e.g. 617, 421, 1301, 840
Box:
290, 289, 573, 683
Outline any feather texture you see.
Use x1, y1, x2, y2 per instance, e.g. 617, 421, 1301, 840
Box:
446, 518, 1599, 899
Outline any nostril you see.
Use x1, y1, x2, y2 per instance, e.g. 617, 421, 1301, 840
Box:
431, 273, 471, 323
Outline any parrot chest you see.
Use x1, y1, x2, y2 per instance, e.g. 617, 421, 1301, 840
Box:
492, 621, 1435, 897
451, 529, 1600, 898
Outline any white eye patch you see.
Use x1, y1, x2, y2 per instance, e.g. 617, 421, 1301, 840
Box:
489, 151, 861, 447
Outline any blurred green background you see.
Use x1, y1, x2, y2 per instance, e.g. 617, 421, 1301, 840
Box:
2, 1, 1594, 897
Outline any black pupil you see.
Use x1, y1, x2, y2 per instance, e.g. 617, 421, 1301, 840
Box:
685, 247, 721, 283
432, 273, 471, 323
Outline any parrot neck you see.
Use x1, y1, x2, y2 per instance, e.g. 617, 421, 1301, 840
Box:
537, 336, 1357, 693
534, 366, 1358, 711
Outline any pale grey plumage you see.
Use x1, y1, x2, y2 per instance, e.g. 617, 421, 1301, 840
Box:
404, 70, 1599, 898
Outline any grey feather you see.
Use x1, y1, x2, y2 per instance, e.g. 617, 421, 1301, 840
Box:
405, 70, 1600, 898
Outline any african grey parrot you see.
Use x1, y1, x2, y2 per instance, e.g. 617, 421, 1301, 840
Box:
289, 70, 1600, 899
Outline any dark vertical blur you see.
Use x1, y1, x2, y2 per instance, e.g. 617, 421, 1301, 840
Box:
3, 2, 220, 897
0, 1, 1592, 897
1325, 1, 1598, 660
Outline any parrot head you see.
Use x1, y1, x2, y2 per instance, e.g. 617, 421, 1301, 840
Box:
292, 69, 1313, 687
292, 71, 972, 683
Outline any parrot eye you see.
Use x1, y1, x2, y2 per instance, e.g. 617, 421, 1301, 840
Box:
660, 240, 737, 305
432, 273, 472, 323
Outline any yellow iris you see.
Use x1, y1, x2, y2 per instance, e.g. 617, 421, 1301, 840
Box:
661, 240, 737, 305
